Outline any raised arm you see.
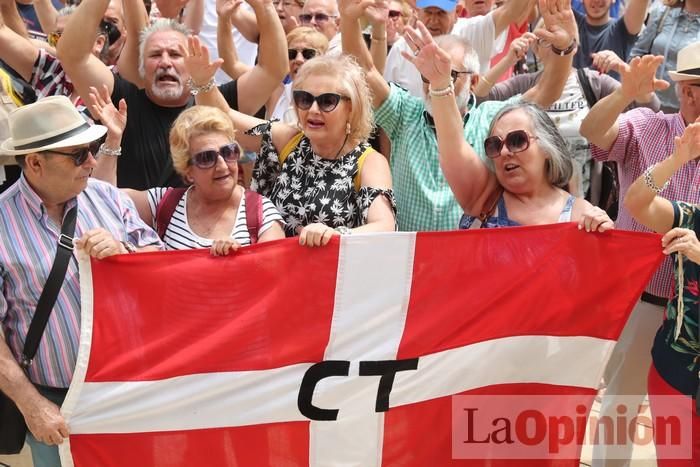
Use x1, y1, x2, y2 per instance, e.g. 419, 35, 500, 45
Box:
117, 0, 150, 88
522, 0, 577, 108
475, 32, 535, 97
0, 2, 38, 81
217, 0, 252, 80
57, 0, 116, 103
364, 0, 389, 75
580, 55, 668, 151
235, 0, 288, 115
33, 0, 59, 36
182, 0, 205, 34
340, 0, 391, 108
154, 0, 189, 20
0, 0, 28, 38
229, 1, 260, 43
491, 0, 537, 37
623, 0, 649, 36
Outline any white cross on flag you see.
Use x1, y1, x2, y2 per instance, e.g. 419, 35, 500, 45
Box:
59, 225, 663, 466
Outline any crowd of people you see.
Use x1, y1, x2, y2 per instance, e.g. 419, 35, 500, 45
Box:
0, 0, 698, 466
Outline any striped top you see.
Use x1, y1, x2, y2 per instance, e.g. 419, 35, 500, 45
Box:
0, 176, 162, 388
591, 108, 700, 298
146, 186, 283, 250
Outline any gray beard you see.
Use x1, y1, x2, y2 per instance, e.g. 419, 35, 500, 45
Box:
423, 85, 472, 117
150, 82, 184, 101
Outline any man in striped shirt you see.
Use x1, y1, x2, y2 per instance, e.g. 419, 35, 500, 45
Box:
580, 48, 700, 465
0, 96, 161, 466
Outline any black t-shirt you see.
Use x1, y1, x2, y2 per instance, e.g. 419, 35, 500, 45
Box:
111, 75, 239, 189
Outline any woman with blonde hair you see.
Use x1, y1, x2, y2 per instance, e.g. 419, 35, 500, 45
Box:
183, 36, 396, 247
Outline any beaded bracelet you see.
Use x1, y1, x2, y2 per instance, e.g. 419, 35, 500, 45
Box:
428, 82, 454, 97
187, 78, 216, 96
643, 163, 670, 194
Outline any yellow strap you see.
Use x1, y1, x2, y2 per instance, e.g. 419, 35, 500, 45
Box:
278, 132, 304, 165
0, 69, 23, 107
354, 147, 374, 192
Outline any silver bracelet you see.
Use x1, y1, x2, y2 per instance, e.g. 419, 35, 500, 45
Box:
335, 226, 352, 235
98, 143, 121, 157
428, 82, 454, 97
187, 77, 216, 96
642, 163, 670, 194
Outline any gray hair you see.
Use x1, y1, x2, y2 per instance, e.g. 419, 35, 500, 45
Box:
485, 102, 573, 189
434, 34, 480, 74
138, 18, 191, 78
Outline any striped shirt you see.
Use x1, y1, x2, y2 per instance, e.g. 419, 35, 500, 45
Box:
591, 108, 700, 298
0, 176, 162, 388
374, 83, 519, 231
30, 48, 88, 117
146, 186, 284, 250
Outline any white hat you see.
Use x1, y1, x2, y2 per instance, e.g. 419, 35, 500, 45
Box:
0, 96, 107, 156
668, 41, 700, 82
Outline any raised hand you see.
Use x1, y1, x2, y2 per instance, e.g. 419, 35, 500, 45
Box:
217, 0, 243, 19
673, 116, 700, 165
591, 50, 625, 75
182, 35, 224, 86
338, 0, 376, 22
507, 32, 536, 62
89, 84, 126, 142
619, 55, 669, 101
365, 0, 389, 29
537, 0, 577, 51
400, 21, 451, 86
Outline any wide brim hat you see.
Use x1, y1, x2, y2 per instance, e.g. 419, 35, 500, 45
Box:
668, 41, 700, 82
0, 95, 107, 156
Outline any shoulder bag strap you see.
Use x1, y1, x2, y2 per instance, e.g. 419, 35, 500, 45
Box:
155, 187, 187, 239
576, 68, 598, 110
244, 189, 263, 244
20, 205, 77, 369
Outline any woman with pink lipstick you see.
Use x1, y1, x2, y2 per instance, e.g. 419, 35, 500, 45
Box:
183, 37, 397, 247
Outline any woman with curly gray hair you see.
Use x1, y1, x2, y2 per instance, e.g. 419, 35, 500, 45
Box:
183, 36, 396, 247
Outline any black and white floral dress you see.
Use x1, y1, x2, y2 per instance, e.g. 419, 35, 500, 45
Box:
248, 121, 397, 237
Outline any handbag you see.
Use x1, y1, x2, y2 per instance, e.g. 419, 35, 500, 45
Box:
0, 205, 77, 454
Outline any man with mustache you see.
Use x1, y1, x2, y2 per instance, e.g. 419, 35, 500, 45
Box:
58, 0, 288, 190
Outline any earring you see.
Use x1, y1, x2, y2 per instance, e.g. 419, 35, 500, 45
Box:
345, 122, 351, 135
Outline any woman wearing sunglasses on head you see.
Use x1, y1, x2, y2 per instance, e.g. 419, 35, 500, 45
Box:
183, 36, 396, 247
88, 85, 286, 255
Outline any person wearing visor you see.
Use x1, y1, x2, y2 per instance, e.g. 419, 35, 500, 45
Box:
0, 95, 161, 467
183, 36, 396, 247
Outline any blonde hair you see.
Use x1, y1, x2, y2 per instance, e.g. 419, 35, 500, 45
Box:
169, 106, 237, 178
286, 26, 329, 53
293, 54, 374, 144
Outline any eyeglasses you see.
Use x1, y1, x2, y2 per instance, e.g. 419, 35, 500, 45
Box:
100, 20, 122, 45
189, 143, 241, 169
47, 30, 63, 47
484, 130, 538, 159
288, 48, 318, 61
420, 69, 471, 84
45, 140, 101, 166
298, 13, 337, 24
292, 90, 348, 112
388, 10, 402, 18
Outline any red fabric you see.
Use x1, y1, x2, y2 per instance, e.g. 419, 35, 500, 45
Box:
489, 22, 529, 83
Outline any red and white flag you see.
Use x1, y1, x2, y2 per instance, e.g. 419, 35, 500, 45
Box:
60, 224, 663, 466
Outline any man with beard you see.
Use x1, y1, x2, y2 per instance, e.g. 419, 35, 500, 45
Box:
341, 0, 577, 231
58, 0, 287, 189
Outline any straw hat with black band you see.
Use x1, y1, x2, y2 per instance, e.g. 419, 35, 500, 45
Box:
668, 41, 700, 82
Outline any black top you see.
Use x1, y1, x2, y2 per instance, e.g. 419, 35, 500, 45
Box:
111, 75, 239, 189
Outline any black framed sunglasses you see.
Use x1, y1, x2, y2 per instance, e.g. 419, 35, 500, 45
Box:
45, 140, 101, 166
288, 48, 318, 61
292, 90, 348, 112
388, 9, 402, 18
421, 69, 471, 84
484, 130, 538, 159
190, 143, 241, 169
298, 13, 336, 24
100, 20, 122, 45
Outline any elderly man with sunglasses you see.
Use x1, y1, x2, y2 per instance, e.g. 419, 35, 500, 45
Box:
300, 0, 343, 53
0, 96, 161, 467
341, 0, 578, 232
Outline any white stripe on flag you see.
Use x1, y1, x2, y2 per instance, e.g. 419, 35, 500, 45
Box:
309, 233, 417, 467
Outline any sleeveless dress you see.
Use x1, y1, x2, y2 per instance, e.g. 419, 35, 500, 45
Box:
248, 121, 397, 237
459, 194, 575, 229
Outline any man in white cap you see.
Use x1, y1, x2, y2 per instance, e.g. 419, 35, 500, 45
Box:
581, 43, 700, 466
0, 96, 161, 467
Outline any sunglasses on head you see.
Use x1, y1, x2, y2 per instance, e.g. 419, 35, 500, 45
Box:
47, 30, 63, 47
420, 69, 471, 84
388, 10, 402, 18
298, 13, 336, 24
484, 130, 538, 159
288, 48, 318, 60
190, 143, 241, 169
292, 90, 347, 112
45, 140, 102, 166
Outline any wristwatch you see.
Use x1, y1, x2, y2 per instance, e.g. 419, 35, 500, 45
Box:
551, 39, 577, 56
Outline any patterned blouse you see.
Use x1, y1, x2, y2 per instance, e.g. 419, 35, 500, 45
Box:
248, 122, 397, 237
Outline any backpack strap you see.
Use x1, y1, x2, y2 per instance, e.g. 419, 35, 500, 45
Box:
353, 146, 374, 192
244, 189, 264, 244
155, 187, 187, 239
278, 132, 304, 165
576, 68, 598, 110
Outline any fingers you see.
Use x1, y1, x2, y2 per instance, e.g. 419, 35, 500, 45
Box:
298, 224, 338, 247
209, 239, 241, 256
76, 229, 127, 259
578, 207, 613, 233
661, 228, 692, 248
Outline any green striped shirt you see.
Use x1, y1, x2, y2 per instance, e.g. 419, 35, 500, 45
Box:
375, 83, 519, 231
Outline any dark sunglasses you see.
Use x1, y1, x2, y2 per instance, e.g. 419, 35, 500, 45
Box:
45, 140, 101, 166
421, 69, 471, 84
288, 48, 318, 61
298, 13, 336, 24
190, 143, 241, 169
484, 130, 538, 159
293, 90, 348, 112
388, 10, 402, 18
100, 20, 122, 45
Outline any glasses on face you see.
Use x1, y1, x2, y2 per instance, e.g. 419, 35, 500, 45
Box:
189, 143, 241, 169
288, 48, 318, 61
484, 130, 538, 159
420, 69, 471, 84
298, 13, 336, 24
100, 19, 122, 45
47, 30, 63, 47
292, 90, 347, 112
388, 10, 402, 18
45, 140, 101, 166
